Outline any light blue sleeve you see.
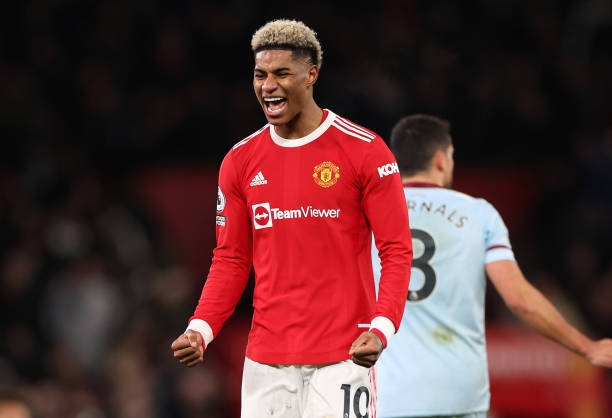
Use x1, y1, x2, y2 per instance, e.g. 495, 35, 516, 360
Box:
482, 200, 516, 264
372, 233, 382, 295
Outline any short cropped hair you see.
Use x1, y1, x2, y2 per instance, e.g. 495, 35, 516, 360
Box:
251, 19, 323, 69
390, 114, 452, 176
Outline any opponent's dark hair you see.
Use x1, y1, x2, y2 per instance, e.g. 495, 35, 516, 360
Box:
390, 114, 452, 176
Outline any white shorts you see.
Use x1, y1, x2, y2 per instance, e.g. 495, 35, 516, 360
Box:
396, 414, 487, 418
241, 357, 375, 418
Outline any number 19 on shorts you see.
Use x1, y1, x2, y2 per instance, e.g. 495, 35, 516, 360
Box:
340, 384, 370, 418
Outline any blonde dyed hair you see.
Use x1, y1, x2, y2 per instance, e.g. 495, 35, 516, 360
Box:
251, 19, 323, 69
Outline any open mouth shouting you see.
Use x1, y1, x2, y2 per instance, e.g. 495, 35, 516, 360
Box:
263, 96, 287, 116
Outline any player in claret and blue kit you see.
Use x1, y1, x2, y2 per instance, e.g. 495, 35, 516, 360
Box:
373, 114, 612, 418
171, 19, 413, 418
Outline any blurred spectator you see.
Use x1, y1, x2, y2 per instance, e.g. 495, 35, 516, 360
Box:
0, 394, 33, 418
42, 256, 123, 372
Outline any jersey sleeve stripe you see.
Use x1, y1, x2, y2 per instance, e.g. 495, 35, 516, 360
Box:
233, 125, 269, 149
370, 327, 388, 348
487, 244, 511, 251
332, 121, 373, 142
370, 316, 395, 347
335, 116, 376, 139
370, 367, 377, 418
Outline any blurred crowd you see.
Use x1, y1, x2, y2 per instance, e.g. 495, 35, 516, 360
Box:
0, 152, 234, 417
1, 0, 611, 417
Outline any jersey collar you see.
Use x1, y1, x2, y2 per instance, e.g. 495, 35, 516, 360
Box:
402, 182, 441, 188
270, 109, 335, 148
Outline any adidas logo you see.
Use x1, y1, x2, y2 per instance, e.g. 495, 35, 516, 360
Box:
250, 171, 268, 186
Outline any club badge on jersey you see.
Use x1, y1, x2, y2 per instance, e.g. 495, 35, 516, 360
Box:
313, 161, 340, 188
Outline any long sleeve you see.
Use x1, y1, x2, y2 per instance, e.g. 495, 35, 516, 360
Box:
186, 112, 412, 363
188, 151, 253, 344
360, 138, 412, 340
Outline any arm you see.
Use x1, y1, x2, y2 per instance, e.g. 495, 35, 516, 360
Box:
351, 137, 413, 367
172, 152, 253, 367
487, 260, 612, 368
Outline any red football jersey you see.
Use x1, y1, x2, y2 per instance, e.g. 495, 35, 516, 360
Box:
189, 109, 412, 364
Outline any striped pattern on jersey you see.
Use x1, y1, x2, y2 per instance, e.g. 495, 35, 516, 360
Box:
332, 115, 374, 142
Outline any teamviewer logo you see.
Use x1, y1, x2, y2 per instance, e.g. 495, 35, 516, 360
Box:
252, 203, 272, 229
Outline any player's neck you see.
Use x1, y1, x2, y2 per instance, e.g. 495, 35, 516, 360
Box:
274, 102, 323, 139
401, 174, 443, 188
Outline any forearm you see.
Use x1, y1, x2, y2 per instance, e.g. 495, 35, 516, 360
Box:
375, 244, 412, 326
488, 260, 594, 359
508, 282, 593, 357
488, 253, 612, 369
189, 254, 251, 340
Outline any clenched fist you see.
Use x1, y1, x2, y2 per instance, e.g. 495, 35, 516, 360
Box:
171, 330, 205, 367
349, 331, 383, 368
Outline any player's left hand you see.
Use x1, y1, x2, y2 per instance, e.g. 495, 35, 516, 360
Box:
585, 338, 612, 368
171, 330, 205, 367
349, 331, 383, 368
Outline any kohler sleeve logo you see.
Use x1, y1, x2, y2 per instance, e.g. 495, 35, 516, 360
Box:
377, 162, 399, 178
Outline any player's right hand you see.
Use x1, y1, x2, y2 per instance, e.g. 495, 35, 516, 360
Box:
585, 338, 612, 368
171, 330, 205, 367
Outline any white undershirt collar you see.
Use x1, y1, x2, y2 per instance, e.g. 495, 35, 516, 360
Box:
270, 109, 336, 147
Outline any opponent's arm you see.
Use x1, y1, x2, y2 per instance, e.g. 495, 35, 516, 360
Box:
487, 260, 612, 368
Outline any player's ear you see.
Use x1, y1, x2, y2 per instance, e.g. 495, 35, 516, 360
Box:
306, 65, 319, 86
432, 149, 446, 173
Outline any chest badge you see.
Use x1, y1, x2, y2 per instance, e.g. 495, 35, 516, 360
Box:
313, 161, 340, 188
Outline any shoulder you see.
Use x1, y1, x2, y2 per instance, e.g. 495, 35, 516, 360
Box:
457, 192, 501, 218
415, 187, 476, 202
327, 110, 382, 146
229, 124, 270, 154
426, 189, 497, 214
473, 196, 501, 216
218, 124, 270, 175
446, 188, 478, 202
458, 193, 504, 224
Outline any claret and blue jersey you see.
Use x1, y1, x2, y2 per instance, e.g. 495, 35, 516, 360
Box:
373, 184, 515, 417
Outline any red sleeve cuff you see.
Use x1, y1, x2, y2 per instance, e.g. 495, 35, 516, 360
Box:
369, 327, 387, 349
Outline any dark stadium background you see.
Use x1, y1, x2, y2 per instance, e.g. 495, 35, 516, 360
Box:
1, 1, 611, 417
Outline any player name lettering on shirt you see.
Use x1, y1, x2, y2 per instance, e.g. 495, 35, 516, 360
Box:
407, 200, 468, 228
378, 162, 400, 178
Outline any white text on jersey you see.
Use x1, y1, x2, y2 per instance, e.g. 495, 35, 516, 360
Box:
272, 206, 340, 219
252, 203, 340, 229
378, 162, 399, 178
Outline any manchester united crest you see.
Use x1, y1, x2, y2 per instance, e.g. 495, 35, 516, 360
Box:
313, 161, 340, 188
